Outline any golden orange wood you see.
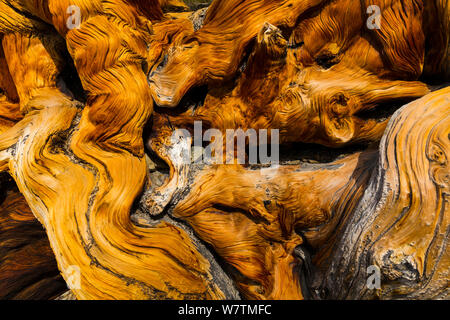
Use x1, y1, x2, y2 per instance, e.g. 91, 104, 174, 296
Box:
0, 0, 448, 300
0, 178, 66, 299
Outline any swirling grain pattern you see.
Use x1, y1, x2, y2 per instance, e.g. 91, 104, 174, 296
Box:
0, 0, 448, 300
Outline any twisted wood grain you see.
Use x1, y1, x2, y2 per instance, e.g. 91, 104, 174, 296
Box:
0, 0, 448, 300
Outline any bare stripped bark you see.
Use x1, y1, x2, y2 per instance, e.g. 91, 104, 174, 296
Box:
0, 0, 448, 299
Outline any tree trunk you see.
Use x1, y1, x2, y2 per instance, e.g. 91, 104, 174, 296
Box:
0, 0, 448, 299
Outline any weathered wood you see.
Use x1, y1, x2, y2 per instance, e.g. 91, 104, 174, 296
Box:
311, 88, 450, 299
0, 175, 66, 299
0, 0, 448, 300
